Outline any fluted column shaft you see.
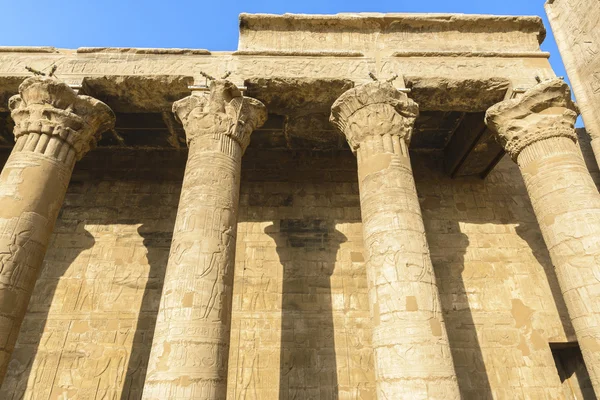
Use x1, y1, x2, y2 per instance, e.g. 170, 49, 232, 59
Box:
142, 80, 266, 400
0, 77, 114, 384
331, 82, 460, 399
486, 78, 600, 396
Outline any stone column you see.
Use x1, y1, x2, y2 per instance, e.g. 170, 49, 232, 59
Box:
486, 78, 600, 396
0, 77, 114, 384
545, 0, 600, 168
142, 80, 266, 399
330, 82, 460, 399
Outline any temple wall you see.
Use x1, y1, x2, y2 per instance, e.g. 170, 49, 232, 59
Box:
0, 129, 597, 399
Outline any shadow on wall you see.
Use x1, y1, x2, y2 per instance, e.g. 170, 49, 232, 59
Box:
415, 149, 583, 399
265, 219, 346, 400
515, 223, 575, 341
427, 222, 493, 400
120, 224, 172, 400
0, 229, 95, 399
0, 220, 172, 400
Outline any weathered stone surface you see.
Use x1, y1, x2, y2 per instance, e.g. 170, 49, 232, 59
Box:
284, 113, 344, 148
331, 82, 460, 399
245, 78, 354, 115
486, 78, 578, 160
486, 79, 600, 397
0, 77, 113, 385
81, 75, 194, 113
546, 0, 600, 166
0, 10, 593, 400
10, 77, 115, 160
0, 141, 595, 398
244, 78, 352, 148
142, 80, 265, 399
77, 47, 211, 55
405, 77, 510, 112
331, 81, 419, 151
239, 13, 545, 56
0, 76, 24, 113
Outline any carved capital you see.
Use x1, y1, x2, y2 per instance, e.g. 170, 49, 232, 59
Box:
329, 81, 419, 152
9, 77, 115, 160
173, 79, 267, 153
485, 78, 579, 160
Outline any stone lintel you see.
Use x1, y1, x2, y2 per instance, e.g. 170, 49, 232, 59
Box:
77, 47, 211, 55
233, 50, 364, 57
0, 46, 58, 53
393, 50, 551, 58
81, 75, 194, 113
239, 13, 546, 55
0, 47, 553, 91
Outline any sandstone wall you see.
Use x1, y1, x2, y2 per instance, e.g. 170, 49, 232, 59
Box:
0, 131, 597, 399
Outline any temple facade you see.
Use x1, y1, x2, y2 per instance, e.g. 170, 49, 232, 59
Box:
0, 9, 598, 400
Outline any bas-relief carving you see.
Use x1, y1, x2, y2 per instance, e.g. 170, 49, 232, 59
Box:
486, 78, 600, 397
0, 54, 551, 88
142, 80, 265, 399
330, 82, 459, 399
239, 14, 544, 56
0, 12, 583, 399
0, 213, 47, 287
546, 0, 600, 163
224, 203, 377, 399
0, 77, 113, 386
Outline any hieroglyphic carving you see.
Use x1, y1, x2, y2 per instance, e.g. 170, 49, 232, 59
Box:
0, 77, 113, 385
330, 81, 460, 399
238, 13, 544, 55
546, 0, 600, 165
142, 79, 265, 399
486, 78, 600, 396
0, 51, 550, 93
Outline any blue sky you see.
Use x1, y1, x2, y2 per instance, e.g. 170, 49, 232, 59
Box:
1, 1, 567, 78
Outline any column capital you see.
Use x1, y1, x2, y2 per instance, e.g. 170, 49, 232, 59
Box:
485, 78, 579, 160
173, 79, 267, 153
9, 77, 115, 161
329, 81, 419, 152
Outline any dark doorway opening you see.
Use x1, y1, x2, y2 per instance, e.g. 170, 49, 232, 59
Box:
551, 342, 596, 400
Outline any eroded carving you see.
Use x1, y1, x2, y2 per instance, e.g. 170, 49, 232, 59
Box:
329, 82, 460, 398
330, 81, 419, 153
485, 78, 579, 160
0, 77, 112, 387
173, 79, 266, 153
486, 67, 600, 396
9, 77, 115, 162
142, 80, 265, 399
